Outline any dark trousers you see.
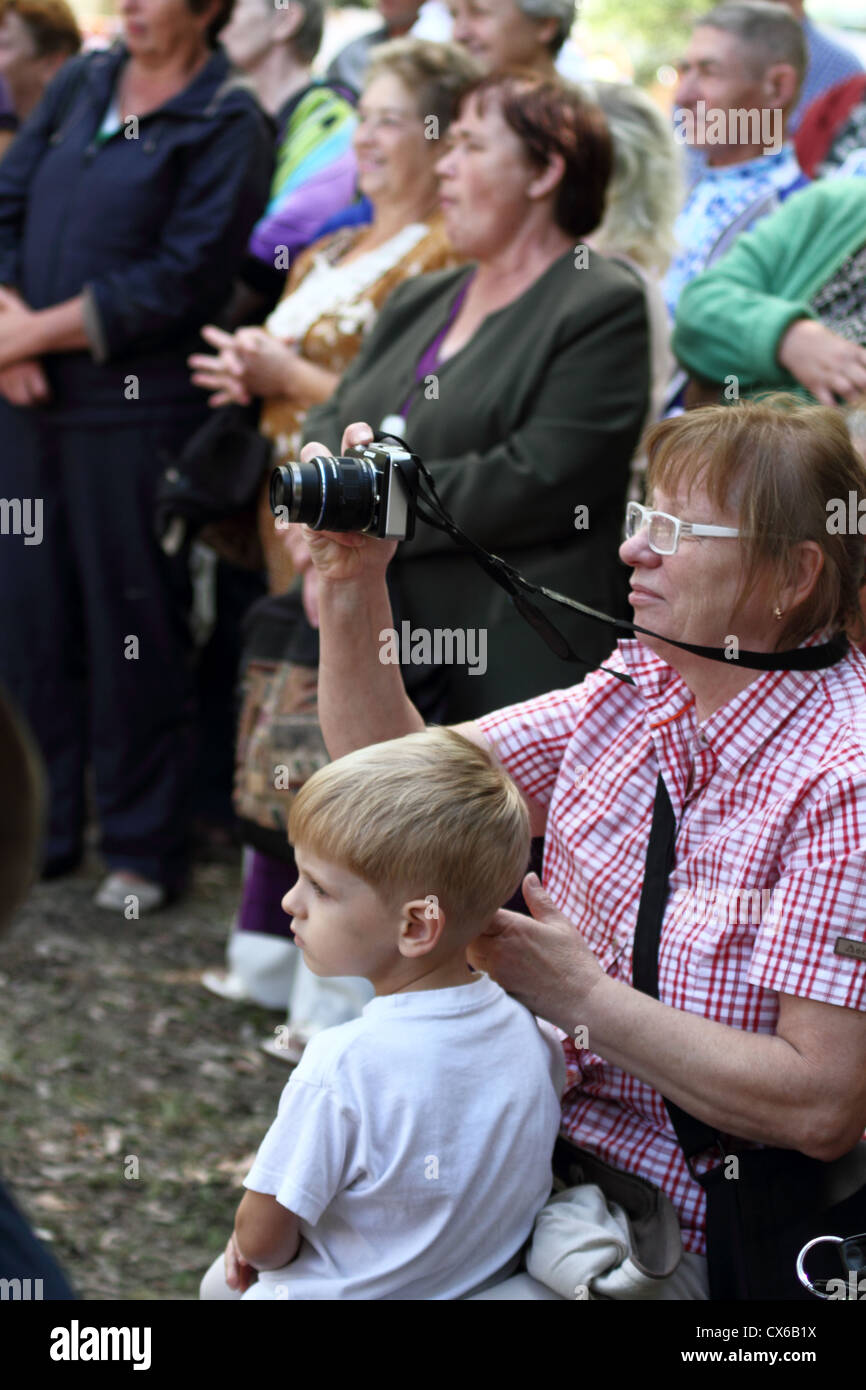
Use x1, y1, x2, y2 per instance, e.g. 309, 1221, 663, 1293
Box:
0, 404, 200, 889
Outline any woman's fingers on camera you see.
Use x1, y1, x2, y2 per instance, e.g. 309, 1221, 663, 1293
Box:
342, 421, 374, 452
299, 526, 378, 580
299, 424, 373, 465
299, 438, 332, 464
302, 525, 365, 552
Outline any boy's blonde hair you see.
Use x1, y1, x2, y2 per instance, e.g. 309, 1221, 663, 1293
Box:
288, 728, 530, 927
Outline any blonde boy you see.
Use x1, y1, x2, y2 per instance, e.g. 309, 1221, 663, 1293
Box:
201, 727, 564, 1301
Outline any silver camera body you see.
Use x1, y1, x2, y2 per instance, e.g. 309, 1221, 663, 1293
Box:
270, 441, 418, 542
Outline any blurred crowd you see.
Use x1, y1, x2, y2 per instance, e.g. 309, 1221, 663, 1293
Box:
1, 0, 865, 1049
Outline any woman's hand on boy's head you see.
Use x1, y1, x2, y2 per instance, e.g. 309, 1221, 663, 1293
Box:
224, 1231, 257, 1294
467, 874, 606, 1031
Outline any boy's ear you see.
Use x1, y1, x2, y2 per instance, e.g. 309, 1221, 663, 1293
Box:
399, 896, 447, 958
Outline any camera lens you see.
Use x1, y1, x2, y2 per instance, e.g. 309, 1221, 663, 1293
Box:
270, 455, 377, 532
270, 461, 315, 521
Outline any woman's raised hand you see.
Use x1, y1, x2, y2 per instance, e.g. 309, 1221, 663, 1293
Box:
288, 423, 400, 587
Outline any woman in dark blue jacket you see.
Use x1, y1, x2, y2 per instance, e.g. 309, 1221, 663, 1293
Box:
0, 0, 272, 910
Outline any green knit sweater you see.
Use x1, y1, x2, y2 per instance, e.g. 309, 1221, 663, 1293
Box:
673, 178, 866, 392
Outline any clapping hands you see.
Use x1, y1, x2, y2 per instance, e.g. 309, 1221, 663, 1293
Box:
189, 325, 301, 407
0, 287, 50, 405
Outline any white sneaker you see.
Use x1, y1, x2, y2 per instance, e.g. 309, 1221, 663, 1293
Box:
200, 968, 286, 1009
260, 1030, 309, 1065
94, 872, 166, 915
200, 968, 253, 1002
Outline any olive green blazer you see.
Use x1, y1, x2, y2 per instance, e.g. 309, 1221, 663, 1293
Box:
303, 246, 650, 719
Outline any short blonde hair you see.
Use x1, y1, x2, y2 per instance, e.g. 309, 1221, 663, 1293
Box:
645, 395, 866, 646
288, 727, 530, 926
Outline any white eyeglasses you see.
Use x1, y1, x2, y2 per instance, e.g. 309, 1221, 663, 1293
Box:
624, 502, 741, 556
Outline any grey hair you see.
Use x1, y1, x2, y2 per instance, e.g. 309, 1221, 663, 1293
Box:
579, 81, 684, 275
514, 0, 577, 56
699, 2, 807, 82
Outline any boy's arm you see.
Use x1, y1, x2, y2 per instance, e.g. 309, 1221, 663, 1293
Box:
234, 1190, 301, 1270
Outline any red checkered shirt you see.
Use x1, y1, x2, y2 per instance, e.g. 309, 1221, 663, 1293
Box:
477, 637, 866, 1254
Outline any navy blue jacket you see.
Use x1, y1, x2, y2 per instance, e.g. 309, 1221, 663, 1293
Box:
0, 44, 273, 422
0, 1177, 77, 1299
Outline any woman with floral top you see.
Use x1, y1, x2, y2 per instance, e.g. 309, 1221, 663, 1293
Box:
190, 37, 476, 592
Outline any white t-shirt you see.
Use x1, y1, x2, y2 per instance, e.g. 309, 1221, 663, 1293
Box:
242, 973, 565, 1300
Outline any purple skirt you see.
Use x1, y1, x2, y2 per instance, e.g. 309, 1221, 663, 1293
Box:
238, 848, 298, 938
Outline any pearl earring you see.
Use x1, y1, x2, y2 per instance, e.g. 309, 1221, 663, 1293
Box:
773, 606, 783, 621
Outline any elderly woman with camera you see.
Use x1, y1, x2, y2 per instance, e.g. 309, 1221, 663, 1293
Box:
297, 396, 866, 1299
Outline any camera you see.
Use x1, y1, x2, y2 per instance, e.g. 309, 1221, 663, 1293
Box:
269, 441, 419, 542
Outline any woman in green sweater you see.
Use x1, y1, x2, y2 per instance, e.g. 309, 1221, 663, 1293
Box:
673, 177, 866, 406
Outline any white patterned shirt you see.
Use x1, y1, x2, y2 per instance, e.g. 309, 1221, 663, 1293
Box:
664, 146, 807, 318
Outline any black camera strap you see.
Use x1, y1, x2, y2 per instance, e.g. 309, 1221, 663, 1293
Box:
381, 435, 850, 679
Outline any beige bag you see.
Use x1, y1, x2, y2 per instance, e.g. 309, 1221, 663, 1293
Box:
233, 589, 329, 861
526, 1140, 683, 1300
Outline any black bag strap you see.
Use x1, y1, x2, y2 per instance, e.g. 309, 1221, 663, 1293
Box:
631, 774, 725, 1169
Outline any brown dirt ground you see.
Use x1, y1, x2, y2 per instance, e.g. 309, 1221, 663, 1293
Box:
0, 853, 295, 1300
